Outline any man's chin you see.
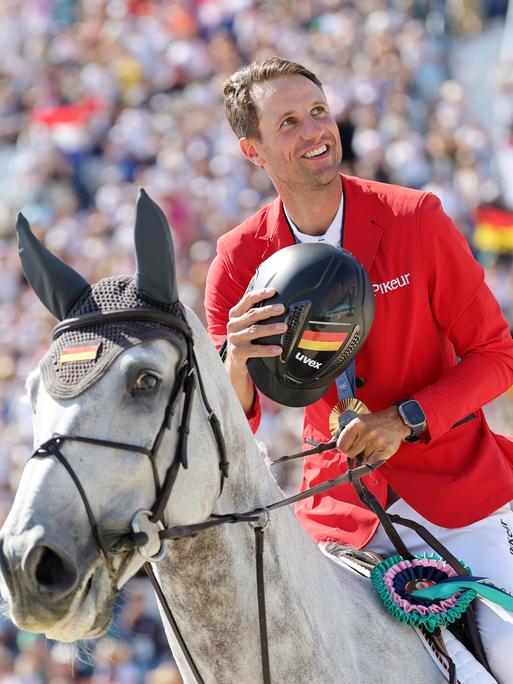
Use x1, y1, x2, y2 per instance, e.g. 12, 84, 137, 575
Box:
305, 166, 341, 188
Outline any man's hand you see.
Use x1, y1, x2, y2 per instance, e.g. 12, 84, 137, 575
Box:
224, 287, 287, 414
226, 287, 287, 371
336, 406, 412, 465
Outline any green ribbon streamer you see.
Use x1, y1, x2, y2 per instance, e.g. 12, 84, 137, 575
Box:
413, 580, 513, 612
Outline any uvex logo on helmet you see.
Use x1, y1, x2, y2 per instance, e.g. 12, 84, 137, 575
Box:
245, 243, 375, 407
295, 352, 321, 369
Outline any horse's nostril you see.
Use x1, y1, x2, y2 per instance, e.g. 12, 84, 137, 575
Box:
24, 545, 78, 595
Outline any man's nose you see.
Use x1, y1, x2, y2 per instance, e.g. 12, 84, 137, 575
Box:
300, 116, 324, 141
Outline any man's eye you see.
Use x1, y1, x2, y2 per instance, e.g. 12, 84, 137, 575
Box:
132, 372, 161, 394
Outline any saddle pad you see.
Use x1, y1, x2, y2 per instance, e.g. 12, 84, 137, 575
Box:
414, 627, 497, 684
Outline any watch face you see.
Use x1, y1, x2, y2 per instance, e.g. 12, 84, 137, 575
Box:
402, 400, 426, 427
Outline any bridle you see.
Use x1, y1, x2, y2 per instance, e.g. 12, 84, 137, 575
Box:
38, 307, 229, 535
30, 306, 490, 684
31, 307, 229, 676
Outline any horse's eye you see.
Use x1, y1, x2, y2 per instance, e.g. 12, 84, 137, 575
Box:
132, 372, 161, 394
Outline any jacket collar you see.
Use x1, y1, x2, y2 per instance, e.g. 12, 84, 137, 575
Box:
258, 175, 384, 272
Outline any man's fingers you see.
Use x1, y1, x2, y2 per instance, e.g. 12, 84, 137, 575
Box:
338, 421, 396, 461
228, 320, 287, 344
245, 301, 285, 323
230, 342, 282, 360
227, 308, 287, 338
346, 432, 369, 459
227, 303, 286, 335
349, 433, 392, 460
230, 287, 280, 318
226, 288, 287, 367
336, 420, 361, 453
247, 344, 282, 358
350, 435, 398, 462
362, 447, 388, 466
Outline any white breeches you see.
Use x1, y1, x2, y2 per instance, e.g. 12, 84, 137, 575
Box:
365, 500, 513, 684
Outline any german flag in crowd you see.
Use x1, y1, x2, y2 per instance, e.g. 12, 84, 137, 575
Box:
473, 205, 513, 254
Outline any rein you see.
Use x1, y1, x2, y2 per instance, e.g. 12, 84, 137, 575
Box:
162, 459, 379, 540
32, 307, 490, 684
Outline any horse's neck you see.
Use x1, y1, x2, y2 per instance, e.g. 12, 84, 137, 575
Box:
155, 359, 356, 682
156, 321, 442, 683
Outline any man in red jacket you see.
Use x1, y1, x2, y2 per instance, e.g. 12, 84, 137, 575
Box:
205, 57, 513, 680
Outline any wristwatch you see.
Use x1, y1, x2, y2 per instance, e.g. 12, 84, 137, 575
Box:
396, 399, 426, 442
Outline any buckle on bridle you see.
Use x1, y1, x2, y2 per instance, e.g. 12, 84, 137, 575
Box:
251, 508, 271, 532
131, 509, 168, 562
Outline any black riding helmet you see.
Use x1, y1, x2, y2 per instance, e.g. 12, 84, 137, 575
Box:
246, 243, 375, 407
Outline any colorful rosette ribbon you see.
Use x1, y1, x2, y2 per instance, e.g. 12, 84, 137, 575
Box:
370, 553, 476, 633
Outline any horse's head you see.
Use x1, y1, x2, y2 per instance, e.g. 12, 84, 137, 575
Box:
0, 190, 228, 641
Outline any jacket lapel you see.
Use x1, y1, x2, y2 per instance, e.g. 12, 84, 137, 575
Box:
342, 175, 384, 273
258, 196, 295, 261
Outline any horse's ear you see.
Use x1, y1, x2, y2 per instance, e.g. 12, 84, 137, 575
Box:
134, 188, 178, 304
16, 213, 90, 320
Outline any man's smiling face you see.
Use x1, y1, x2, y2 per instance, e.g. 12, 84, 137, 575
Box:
242, 74, 343, 192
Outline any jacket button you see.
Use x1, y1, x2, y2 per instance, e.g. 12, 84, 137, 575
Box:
355, 376, 366, 388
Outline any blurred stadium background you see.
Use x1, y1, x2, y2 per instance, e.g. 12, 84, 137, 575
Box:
1, 1, 513, 681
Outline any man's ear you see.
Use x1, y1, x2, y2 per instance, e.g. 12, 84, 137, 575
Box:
240, 137, 265, 167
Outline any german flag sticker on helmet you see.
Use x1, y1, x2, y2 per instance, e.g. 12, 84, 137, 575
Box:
298, 328, 348, 352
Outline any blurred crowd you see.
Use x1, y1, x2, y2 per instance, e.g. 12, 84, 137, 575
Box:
1, 0, 513, 681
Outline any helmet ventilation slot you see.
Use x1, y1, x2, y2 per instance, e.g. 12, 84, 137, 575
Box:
280, 301, 311, 363
321, 325, 361, 378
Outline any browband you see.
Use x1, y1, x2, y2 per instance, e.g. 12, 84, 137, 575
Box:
52, 309, 193, 341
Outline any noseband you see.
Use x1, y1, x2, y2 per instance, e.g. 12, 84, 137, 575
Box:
33, 307, 229, 574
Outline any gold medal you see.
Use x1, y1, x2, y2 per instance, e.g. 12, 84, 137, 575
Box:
328, 398, 370, 437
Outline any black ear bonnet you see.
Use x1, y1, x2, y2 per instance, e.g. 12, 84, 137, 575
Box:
39, 277, 185, 399
16, 189, 186, 399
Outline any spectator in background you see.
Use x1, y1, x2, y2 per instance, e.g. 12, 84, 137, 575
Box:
0, 645, 17, 684
90, 639, 139, 684
144, 662, 183, 684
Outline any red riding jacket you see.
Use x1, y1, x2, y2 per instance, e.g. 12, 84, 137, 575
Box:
205, 175, 513, 548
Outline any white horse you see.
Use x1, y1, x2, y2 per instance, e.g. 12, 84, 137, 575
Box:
0, 190, 452, 683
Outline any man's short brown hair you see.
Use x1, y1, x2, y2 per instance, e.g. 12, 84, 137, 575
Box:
223, 57, 323, 141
